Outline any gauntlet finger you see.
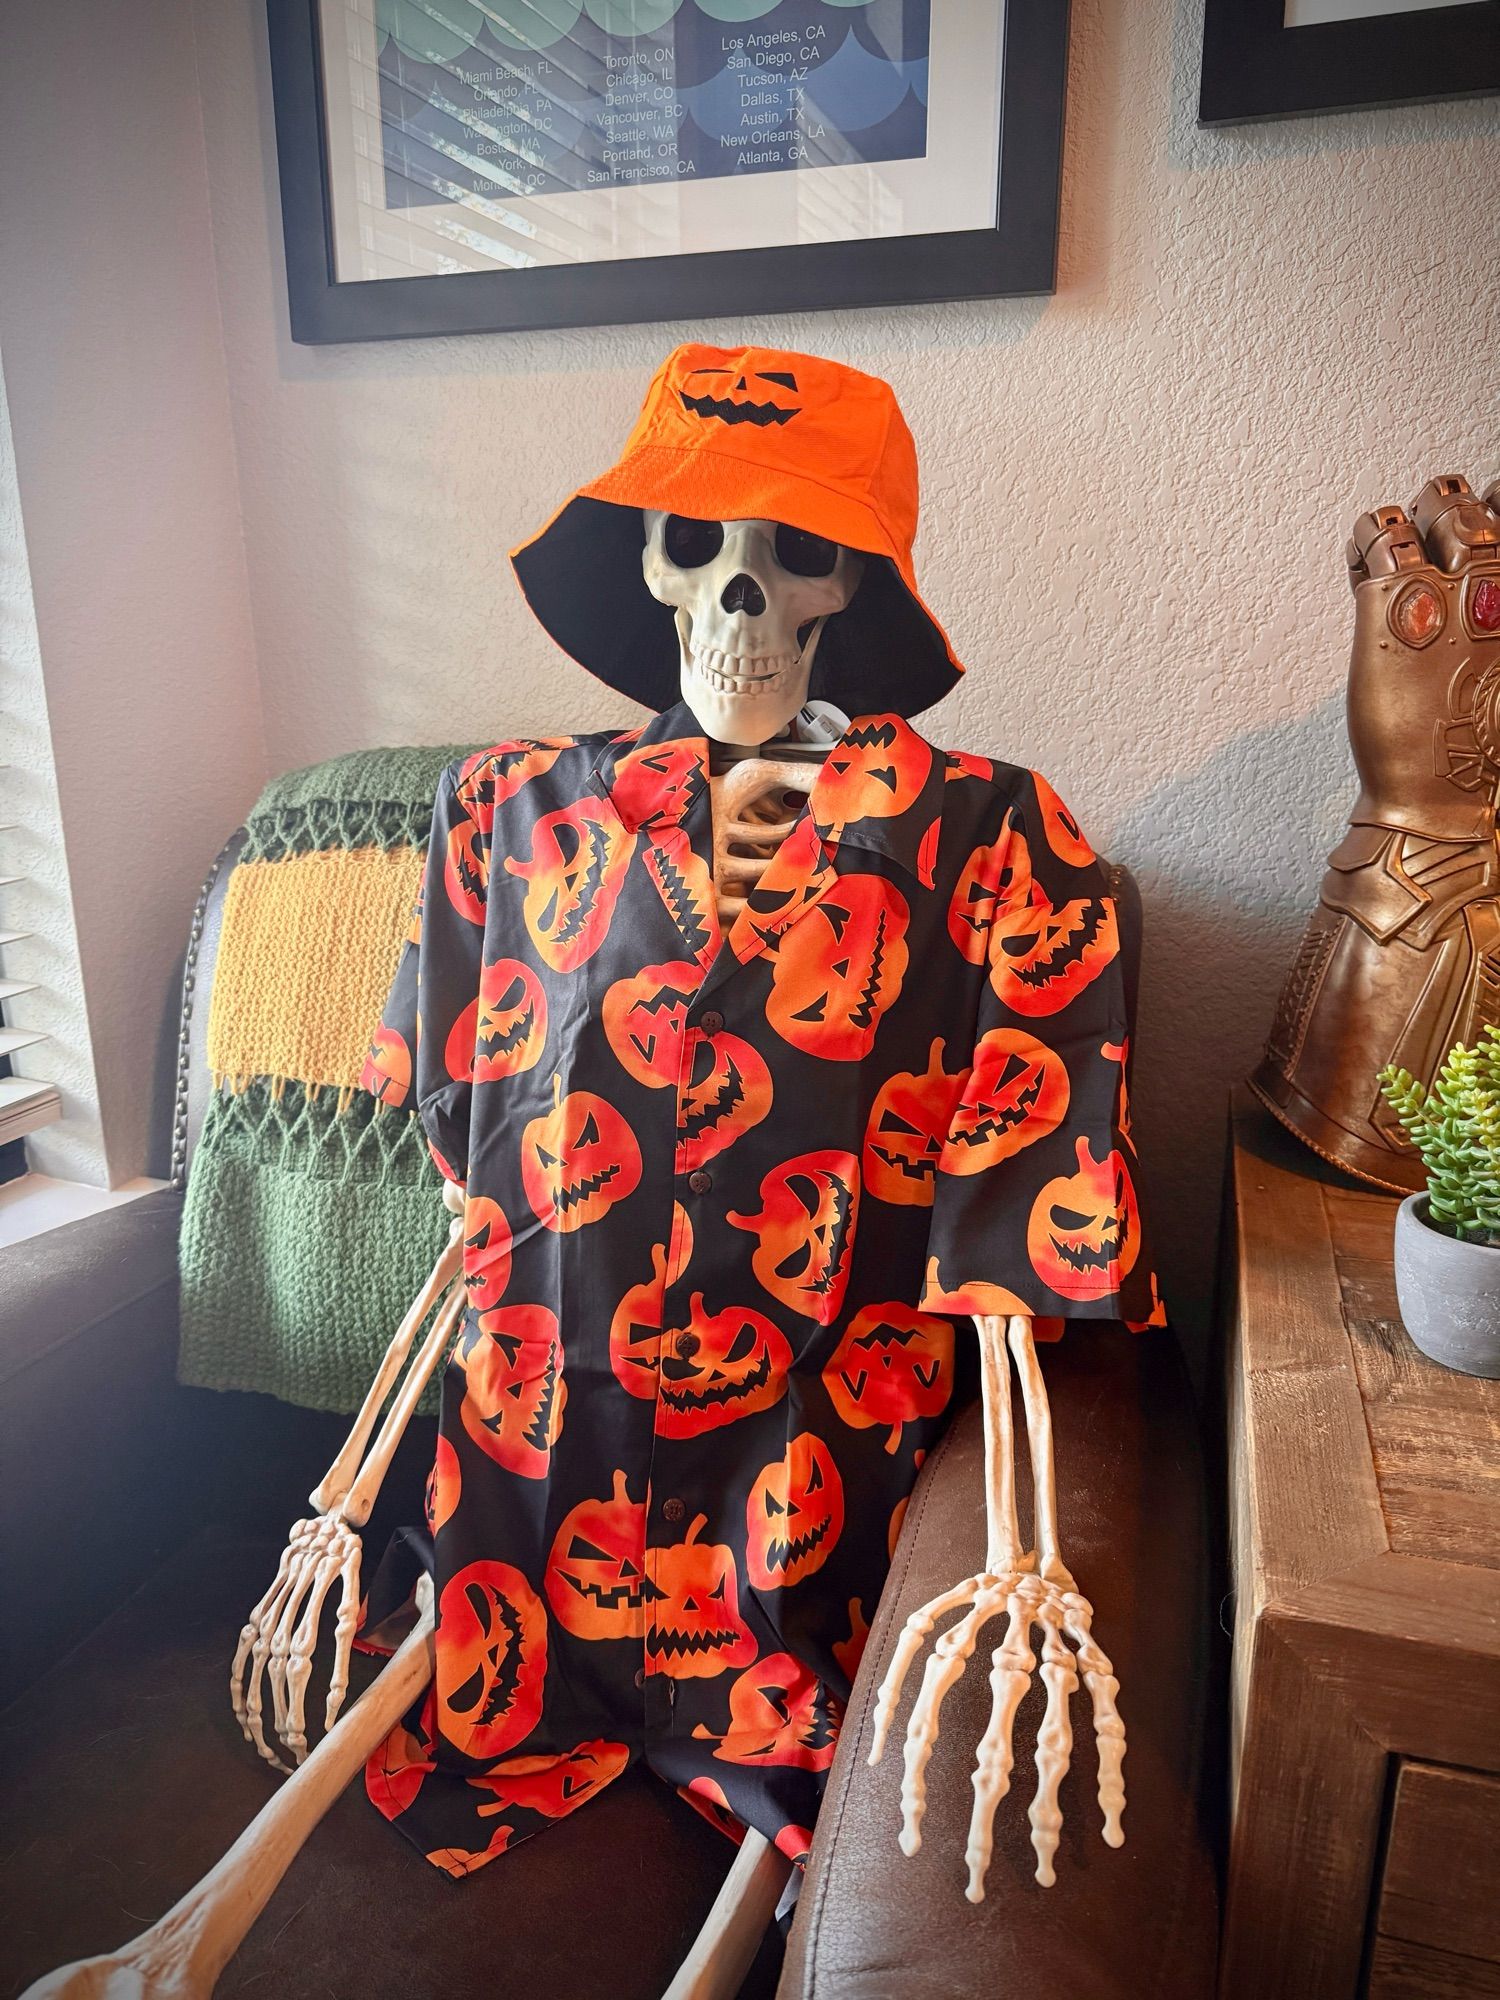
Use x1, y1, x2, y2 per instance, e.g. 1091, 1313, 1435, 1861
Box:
963, 1591, 1036, 1902
1411, 473, 1500, 574
1346, 502, 1425, 590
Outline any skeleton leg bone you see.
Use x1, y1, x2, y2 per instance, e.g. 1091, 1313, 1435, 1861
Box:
23, 1588, 436, 2000
869, 1313, 1126, 1898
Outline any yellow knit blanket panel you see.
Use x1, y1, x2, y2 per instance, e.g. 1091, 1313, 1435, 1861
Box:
207, 845, 421, 1090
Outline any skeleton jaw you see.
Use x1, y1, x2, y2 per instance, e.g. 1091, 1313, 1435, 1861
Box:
677, 606, 826, 744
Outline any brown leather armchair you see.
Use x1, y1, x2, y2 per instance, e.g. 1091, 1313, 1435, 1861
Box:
0, 844, 1219, 1999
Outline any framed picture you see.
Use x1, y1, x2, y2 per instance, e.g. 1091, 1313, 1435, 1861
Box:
1200, 0, 1500, 125
266, 0, 1069, 344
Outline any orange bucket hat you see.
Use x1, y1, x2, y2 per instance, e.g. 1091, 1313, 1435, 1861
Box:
511, 344, 963, 719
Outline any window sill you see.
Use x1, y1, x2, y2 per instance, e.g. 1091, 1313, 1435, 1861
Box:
0, 1173, 168, 1249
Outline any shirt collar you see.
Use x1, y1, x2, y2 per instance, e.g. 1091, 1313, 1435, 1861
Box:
590, 701, 945, 882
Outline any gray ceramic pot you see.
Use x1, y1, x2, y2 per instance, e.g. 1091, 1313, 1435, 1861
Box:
1393, 1195, 1500, 1378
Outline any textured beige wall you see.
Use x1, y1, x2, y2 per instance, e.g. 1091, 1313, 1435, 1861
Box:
192, 0, 1498, 1357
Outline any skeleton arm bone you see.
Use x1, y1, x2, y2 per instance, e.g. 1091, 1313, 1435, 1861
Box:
868, 1313, 1124, 1899
231, 1185, 467, 1769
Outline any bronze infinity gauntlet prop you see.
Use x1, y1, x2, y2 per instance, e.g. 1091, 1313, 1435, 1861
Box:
1254, 474, 1500, 1191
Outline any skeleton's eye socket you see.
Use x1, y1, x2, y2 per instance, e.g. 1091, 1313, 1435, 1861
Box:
664, 515, 724, 568
774, 525, 839, 578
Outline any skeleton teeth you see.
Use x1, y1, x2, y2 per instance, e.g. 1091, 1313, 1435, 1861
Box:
689, 645, 797, 697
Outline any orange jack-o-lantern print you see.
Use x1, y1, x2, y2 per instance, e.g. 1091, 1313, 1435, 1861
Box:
1028, 1135, 1142, 1301
863, 1038, 966, 1208
361, 1024, 412, 1107
464, 958, 547, 1084
603, 959, 697, 1088
544, 1470, 647, 1641
1030, 771, 1095, 867
453, 740, 569, 826
988, 888, 1119, 1017
425, 1434, 462, 1537
698, 1653, 842, 1770
445, 814, 490, 926
646, 1516, 757, 1678
815, 715, 932, 826
729, 1149, 860, 1324
456, 1305, 566, 1480
767, 875, 909, 1062
504, 798, 635, 973
940, 1028, 1069, 1173
521, 1082, 642, 1233
368, 1693, 436, 1818
436, 1560, 547, 1762
656, 1293, 791, 1437
472, 1740, 630, 1821
462, 1195, 512, 1313
645, 829, 718, 970
746, 1433, 844, 1590
823, 1305, 954, 1454
676, 1029, 773, 1172
610, 1240, 668, 1400
947, 822, 1032, 965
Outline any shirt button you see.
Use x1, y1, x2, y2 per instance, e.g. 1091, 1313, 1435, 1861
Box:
634, 1667, 646, 1689
699, 1009, 724, 1035
688, 1169, 712, 1195
674, 1331, 699, 1359
662, 1496, 686, 1524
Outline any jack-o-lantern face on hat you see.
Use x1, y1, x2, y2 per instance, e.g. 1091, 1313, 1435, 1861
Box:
655, 1292, 791, 1438
746, 1433, 844, 1591
863, 1038, 966, 1208
361, 1023, 412, 1107
676, 1028, 773, 1172
1028, 1136, 1142, 1301
521, 1084, 642, 1233
679, 364, 802, 427
729, 1149, 860, 1325
767, 876, 909, 1062
940, 1028, 1069, 1175
457, 958, 547, 1084
544, 1470, 647, 1641
988, 889, 1119, 1017
504, 799, 635, 973
645, 1516, 757, 1678
823, 1305, 954, 1454
455, 1305, 566, 1480
473, 1740, 630, 1821
701, 1653, 842, 1770
454, 739, 570, 828
814, 715, 932, 826
462, 1194, 512, 1314
1031, 771, 1095, 867
436, 1560, 547, 1762
947, 822, 1033, 965
603, 960, 697, 1088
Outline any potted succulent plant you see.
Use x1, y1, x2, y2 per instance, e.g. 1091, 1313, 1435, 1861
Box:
1379, 1027, 1500, 1378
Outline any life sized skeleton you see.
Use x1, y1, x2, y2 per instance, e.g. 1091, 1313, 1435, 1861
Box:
29, 512, 1123, 2000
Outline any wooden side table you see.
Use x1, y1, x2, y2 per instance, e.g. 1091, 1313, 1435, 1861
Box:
1221, 1089, 1500, 2000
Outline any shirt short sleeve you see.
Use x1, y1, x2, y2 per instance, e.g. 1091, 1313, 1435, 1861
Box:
358, 765, 485, 1187
921, 770, 1162, 1331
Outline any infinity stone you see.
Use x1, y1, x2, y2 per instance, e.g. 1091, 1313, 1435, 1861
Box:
1393, 582, 1443, 646
1472, 578, 1500, 632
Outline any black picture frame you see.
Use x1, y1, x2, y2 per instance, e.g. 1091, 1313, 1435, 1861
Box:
1200, 0, 1500, 125
266, 0, 1070, 345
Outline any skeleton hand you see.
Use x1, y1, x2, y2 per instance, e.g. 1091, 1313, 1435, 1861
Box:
867, 1314, 1124, 1899
231, 1196, 466, 1770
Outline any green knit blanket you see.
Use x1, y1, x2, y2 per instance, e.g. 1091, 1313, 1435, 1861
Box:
178, 744, 478, 1413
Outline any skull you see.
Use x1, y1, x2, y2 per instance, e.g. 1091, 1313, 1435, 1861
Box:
643, 512, 863, 745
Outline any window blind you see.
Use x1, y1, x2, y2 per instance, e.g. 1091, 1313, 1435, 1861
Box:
0, 770, 59, 1149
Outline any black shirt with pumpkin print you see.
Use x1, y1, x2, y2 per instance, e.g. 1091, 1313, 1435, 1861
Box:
357, 702, 1158, 1879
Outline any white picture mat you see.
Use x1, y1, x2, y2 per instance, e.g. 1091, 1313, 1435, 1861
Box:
318, 0, 1005, 284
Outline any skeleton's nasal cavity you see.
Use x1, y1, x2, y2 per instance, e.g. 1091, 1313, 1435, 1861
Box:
720, 573, 766, 616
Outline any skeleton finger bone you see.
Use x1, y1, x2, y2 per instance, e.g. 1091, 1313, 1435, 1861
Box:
1027, 1601, 1080, 1887
963, 1590, 1036, 1901
895, 1590, 1003, 1856
866, 1578, 982, 1768
24, 1587, 435, 2000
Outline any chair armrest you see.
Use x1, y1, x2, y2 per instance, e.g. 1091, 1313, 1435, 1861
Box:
0, 1191, 209, 1704
781, 1326, 1219, 2000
